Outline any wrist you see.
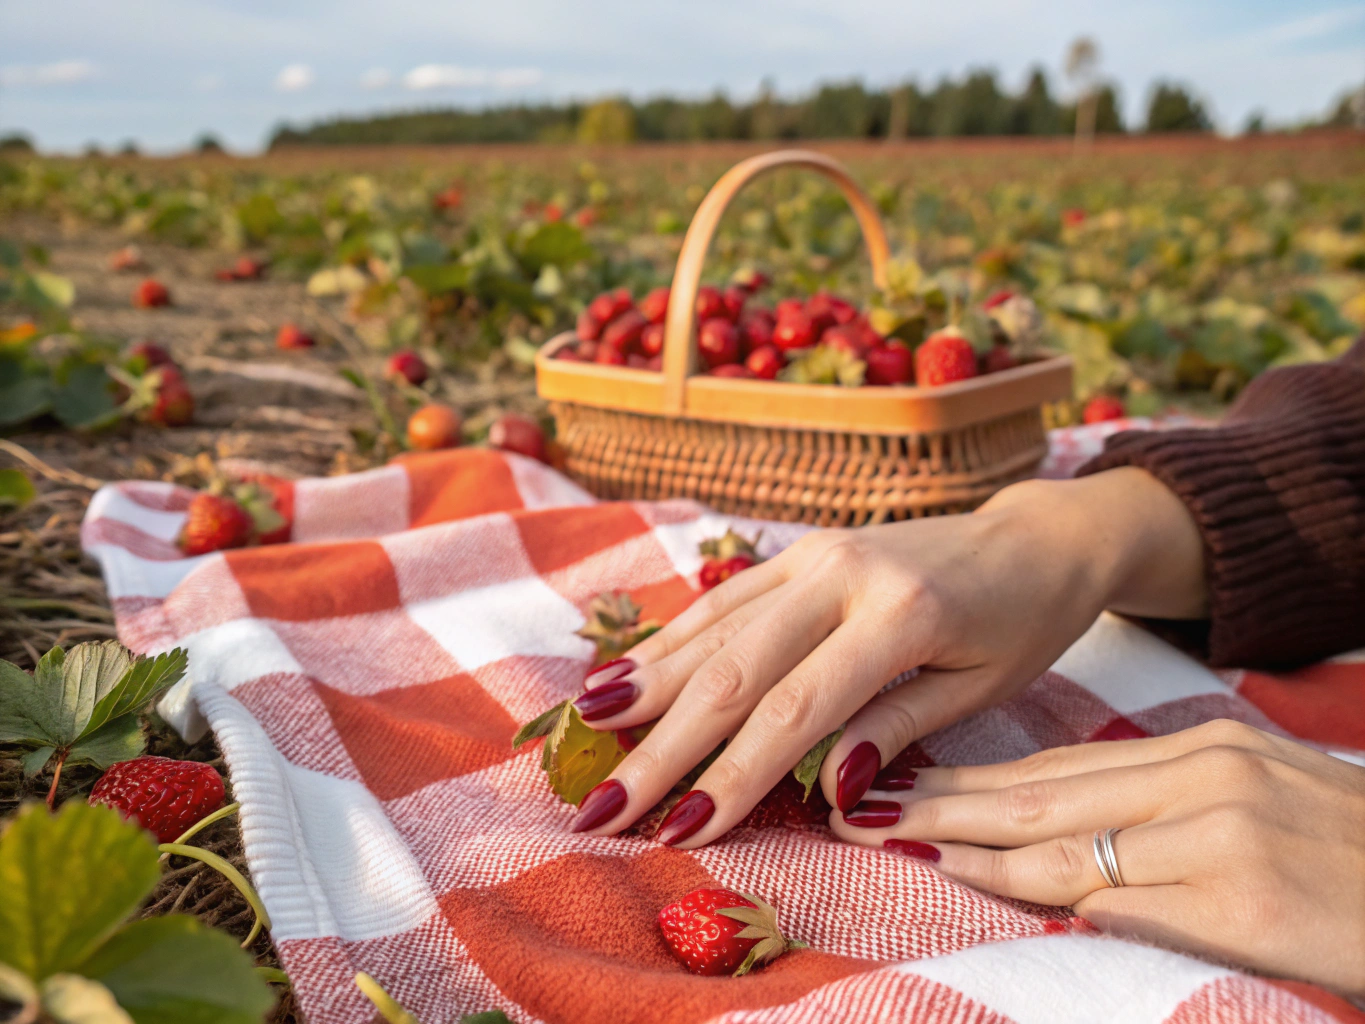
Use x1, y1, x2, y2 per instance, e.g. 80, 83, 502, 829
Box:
983, 470, 1208, 621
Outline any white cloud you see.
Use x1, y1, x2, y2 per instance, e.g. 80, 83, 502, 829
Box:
0, 59, 98, 86
274, 63, 314, 92
359, 67, 391, 89
194, 73, 222, 92
1253, 6, 1365, 46
402, 64, 543, 90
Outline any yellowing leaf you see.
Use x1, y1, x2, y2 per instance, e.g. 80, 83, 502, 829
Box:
544, 703, 626, 806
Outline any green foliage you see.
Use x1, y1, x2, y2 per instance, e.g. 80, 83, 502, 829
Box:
577, 99, 637, 144
0, 468, 36, 509
0, 802, 274, 1024
0, 641, 188, 777
1146, 82, 1213, 133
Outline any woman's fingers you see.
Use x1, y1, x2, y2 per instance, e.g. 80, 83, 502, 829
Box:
573, 577, 848, 835
818, 667, 997, 812
662, 614, 920, 848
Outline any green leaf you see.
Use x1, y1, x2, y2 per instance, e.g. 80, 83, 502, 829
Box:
52, 363, 121, 431
0, 658, 60, 747
81, 917, 276, 1024
542, 703, 627, 805
518, 221, 593, 273
0, 467, 36, 508
0, 356, 53, 427
66, 715, 145, 771
81, 648, 187, 739
511, 699, 569, 749
793, 729, 843, 801
40, 974, 134, 1024
49, 641, 133, 747
20, 745, 55, 777
403, 261, 469, 295
31, 271, 76, 309
462, 1013, 513, 1024
0, 802, 160, 981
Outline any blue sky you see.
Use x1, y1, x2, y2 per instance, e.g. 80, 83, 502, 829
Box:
2, 0, 1362, 152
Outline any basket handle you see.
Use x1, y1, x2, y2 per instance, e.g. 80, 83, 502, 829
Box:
660, 149, 891, 414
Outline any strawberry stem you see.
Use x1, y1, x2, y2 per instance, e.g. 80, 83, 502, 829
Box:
45, 749, 68, 810
158, 801, 241, 862
159, 842, 271, 948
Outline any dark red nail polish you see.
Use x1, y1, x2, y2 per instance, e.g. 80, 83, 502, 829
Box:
836, 741, 881, 812
884, 839, 940, 862
585, 657, 635, 689
843, 800, 902, 828
873, 767, 917, 792
656, 790, 714, 846
569, 779, 627, 833
573, 679, 638, 721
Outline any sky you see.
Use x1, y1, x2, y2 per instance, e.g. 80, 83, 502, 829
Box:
2, 0, 1362, 153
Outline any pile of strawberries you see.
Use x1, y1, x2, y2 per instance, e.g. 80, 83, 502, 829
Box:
557, 277, 1024, 388
119, 340, 194, 427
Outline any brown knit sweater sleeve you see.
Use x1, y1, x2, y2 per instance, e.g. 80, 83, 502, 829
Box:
1077, 337, 1365, 669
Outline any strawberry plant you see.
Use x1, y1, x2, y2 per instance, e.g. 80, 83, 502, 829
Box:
0, 800, 274, 1023
0, 641, 187, 807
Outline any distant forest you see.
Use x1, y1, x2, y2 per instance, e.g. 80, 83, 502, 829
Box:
268, 69, 1235, 148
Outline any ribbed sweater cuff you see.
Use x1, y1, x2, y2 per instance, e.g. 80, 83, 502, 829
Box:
1076, 357, 1365, 668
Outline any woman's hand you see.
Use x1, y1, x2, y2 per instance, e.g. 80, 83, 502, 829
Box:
567, 467, 1207, 846
829, 719, 1365, 997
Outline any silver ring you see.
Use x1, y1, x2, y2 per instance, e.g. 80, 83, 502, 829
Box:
1092, 827, 1125, 888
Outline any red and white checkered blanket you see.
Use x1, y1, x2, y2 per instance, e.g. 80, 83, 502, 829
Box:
81, 426, 1365, 1024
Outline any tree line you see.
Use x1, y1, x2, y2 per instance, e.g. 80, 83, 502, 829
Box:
268, 69, 1221, 147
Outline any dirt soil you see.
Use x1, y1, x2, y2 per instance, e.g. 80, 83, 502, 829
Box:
0, 219, 539, 1024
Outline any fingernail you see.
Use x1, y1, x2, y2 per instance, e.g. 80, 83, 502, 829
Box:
873, 767, 917, 792
884, 839, 940, 862
843, 800, 902, 828
573, 679, 638, 721
656, 790, 714, 846
584, 657, 635, 689
569, 779, 627, 833
836, 741, 881, 812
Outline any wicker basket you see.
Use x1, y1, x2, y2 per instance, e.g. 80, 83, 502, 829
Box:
535, 149, 1072, 526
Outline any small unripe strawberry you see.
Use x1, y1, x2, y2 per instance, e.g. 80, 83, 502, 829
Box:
745, 345, 783, 380
639, 287, 670, 324
386, 349, 428, 386
1082, 395, 1126, 424
179, 493, 253, 555
133, 278, 171, 308
90, 756, 226, 843
276, 323, 315, 350
914, 329, 978, 387
697, 318, 740, 368
489, 413, 547, 462
407, 405, 462, 450
865, 341, 914, 385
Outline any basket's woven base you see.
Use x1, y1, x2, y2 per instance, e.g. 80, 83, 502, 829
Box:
551, 403, 1049, 525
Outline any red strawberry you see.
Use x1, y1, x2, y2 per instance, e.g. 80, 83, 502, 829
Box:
433, 186, 463, 211
639, 287, 671, 325
733, 268, 771, 293
983, 289, 1015, 310
740, 310, 775, 352
694, 286, 725, 323
639, 323, 665, 357
709, 364, 755, 378
179, 492, 253, 555
276, 323, 315, 350
772, 310, 815, 352
601, 310, 647, 353
981, 343, 1018, 374
89, 756, 226, 844
658, 889, 803, 977
239, 475, 293, 545
820, 324, 868, 358
573, 207, 598, 229
697, 318, 740, 368
721, 286, 747, 322
577, 308, 605, 342
594, 345, 627, 366
645, 355, 663, 372
775, 298, 805, 323
489, 413, 547, 462
544, 202, 564, 222
133, 278, 171, 308
219, 256, 264, 282
745, 344, 782, 380
125, 340, 173, 371
914, 329, 978, 387
141, 366, 194, 427
1062, 208, 1087, 228
1082, 395, 1126, 424
865, 340, 914, 385
386, 349, 429, 385
588, 288, 633, 325
626, 353, 650, 369
699, 551, 757, 590
576, 340, 599, 362
407, 405, 462, 450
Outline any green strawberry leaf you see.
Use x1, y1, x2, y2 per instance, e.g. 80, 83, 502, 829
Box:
511, 699, 569, 750
52, 363, 122, 431
80, 916, 276, 1024
81, 648, 187, 739
792, 728, 843, 801
0, 355, 52, 427
0, 467, 37, 509
543, 703, 627, 805
50, 641, 134, 746
0, 802, 160, 981
40, 973, 134, 1024
20, 745, 55, 778
66, 715, 145, 771
0, 659, 60, 747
